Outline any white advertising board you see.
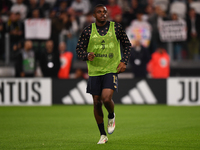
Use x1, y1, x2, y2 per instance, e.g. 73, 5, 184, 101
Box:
167, 78, 200, 106
0, 78, 52, 106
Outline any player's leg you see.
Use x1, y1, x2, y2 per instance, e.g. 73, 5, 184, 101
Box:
101, 73, 118, 134
93, 95, 103, 124
101, 73, 117, 115
87, 76, 108, 144
101, 89, 114, 115
93, 95, 108, 144
92, 95, 108, 144
92, 95, 106, 135
101, 89, 115, 134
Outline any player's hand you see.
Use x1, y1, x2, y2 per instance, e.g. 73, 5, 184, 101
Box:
117, 62, 126, 73
88, 52, 95, 61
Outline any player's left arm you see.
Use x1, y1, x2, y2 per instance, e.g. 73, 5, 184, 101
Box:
115, 23, 131, 73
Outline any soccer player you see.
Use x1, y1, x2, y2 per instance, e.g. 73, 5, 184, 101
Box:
76, 4, 131, 144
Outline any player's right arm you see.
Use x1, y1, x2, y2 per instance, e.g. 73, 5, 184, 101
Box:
76, 26, 91, 61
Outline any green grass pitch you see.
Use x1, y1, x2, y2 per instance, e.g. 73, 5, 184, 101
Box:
0, 105, 200, 150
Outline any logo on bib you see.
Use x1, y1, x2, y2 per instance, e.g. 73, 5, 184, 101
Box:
101, 40, 105, 50
109, 53, 114, 59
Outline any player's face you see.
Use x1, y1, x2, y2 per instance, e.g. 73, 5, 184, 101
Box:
94, 6, 108, 24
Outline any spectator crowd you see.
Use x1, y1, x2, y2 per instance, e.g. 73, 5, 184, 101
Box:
0, 0, 200, 78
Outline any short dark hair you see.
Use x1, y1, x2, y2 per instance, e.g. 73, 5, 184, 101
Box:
93, 4, 106, 14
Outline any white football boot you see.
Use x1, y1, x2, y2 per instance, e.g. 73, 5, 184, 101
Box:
107, 113, 115, 134
97, 135, 108, 144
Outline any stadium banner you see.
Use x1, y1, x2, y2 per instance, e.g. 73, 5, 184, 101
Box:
167, 78, 200, 106
0, 78, 52, 106
158, 19, 187, 42
25, 19, 51, 39
52, 79, 166, 105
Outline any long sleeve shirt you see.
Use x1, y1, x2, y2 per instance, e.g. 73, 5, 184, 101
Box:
76, 21, 131, 65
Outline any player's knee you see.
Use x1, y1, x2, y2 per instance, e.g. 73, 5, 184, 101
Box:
93, 99, 102, 109
102, 96, 112, 105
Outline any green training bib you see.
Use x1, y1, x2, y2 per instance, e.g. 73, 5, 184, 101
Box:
87, 21, 121, 76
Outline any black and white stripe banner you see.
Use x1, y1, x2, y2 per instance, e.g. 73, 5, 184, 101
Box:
53, 79, 166, 105
1, 78, 199, 106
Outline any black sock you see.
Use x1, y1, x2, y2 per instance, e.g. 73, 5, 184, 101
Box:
98, 122, 106, 136
108, 112, 114, 119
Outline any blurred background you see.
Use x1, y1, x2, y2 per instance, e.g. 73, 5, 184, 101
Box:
0, 0, 200, 78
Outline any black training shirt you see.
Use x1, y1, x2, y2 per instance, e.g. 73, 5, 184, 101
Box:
76, 21, 131, 65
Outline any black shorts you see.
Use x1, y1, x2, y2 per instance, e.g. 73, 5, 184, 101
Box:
87, 73, 118, 95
